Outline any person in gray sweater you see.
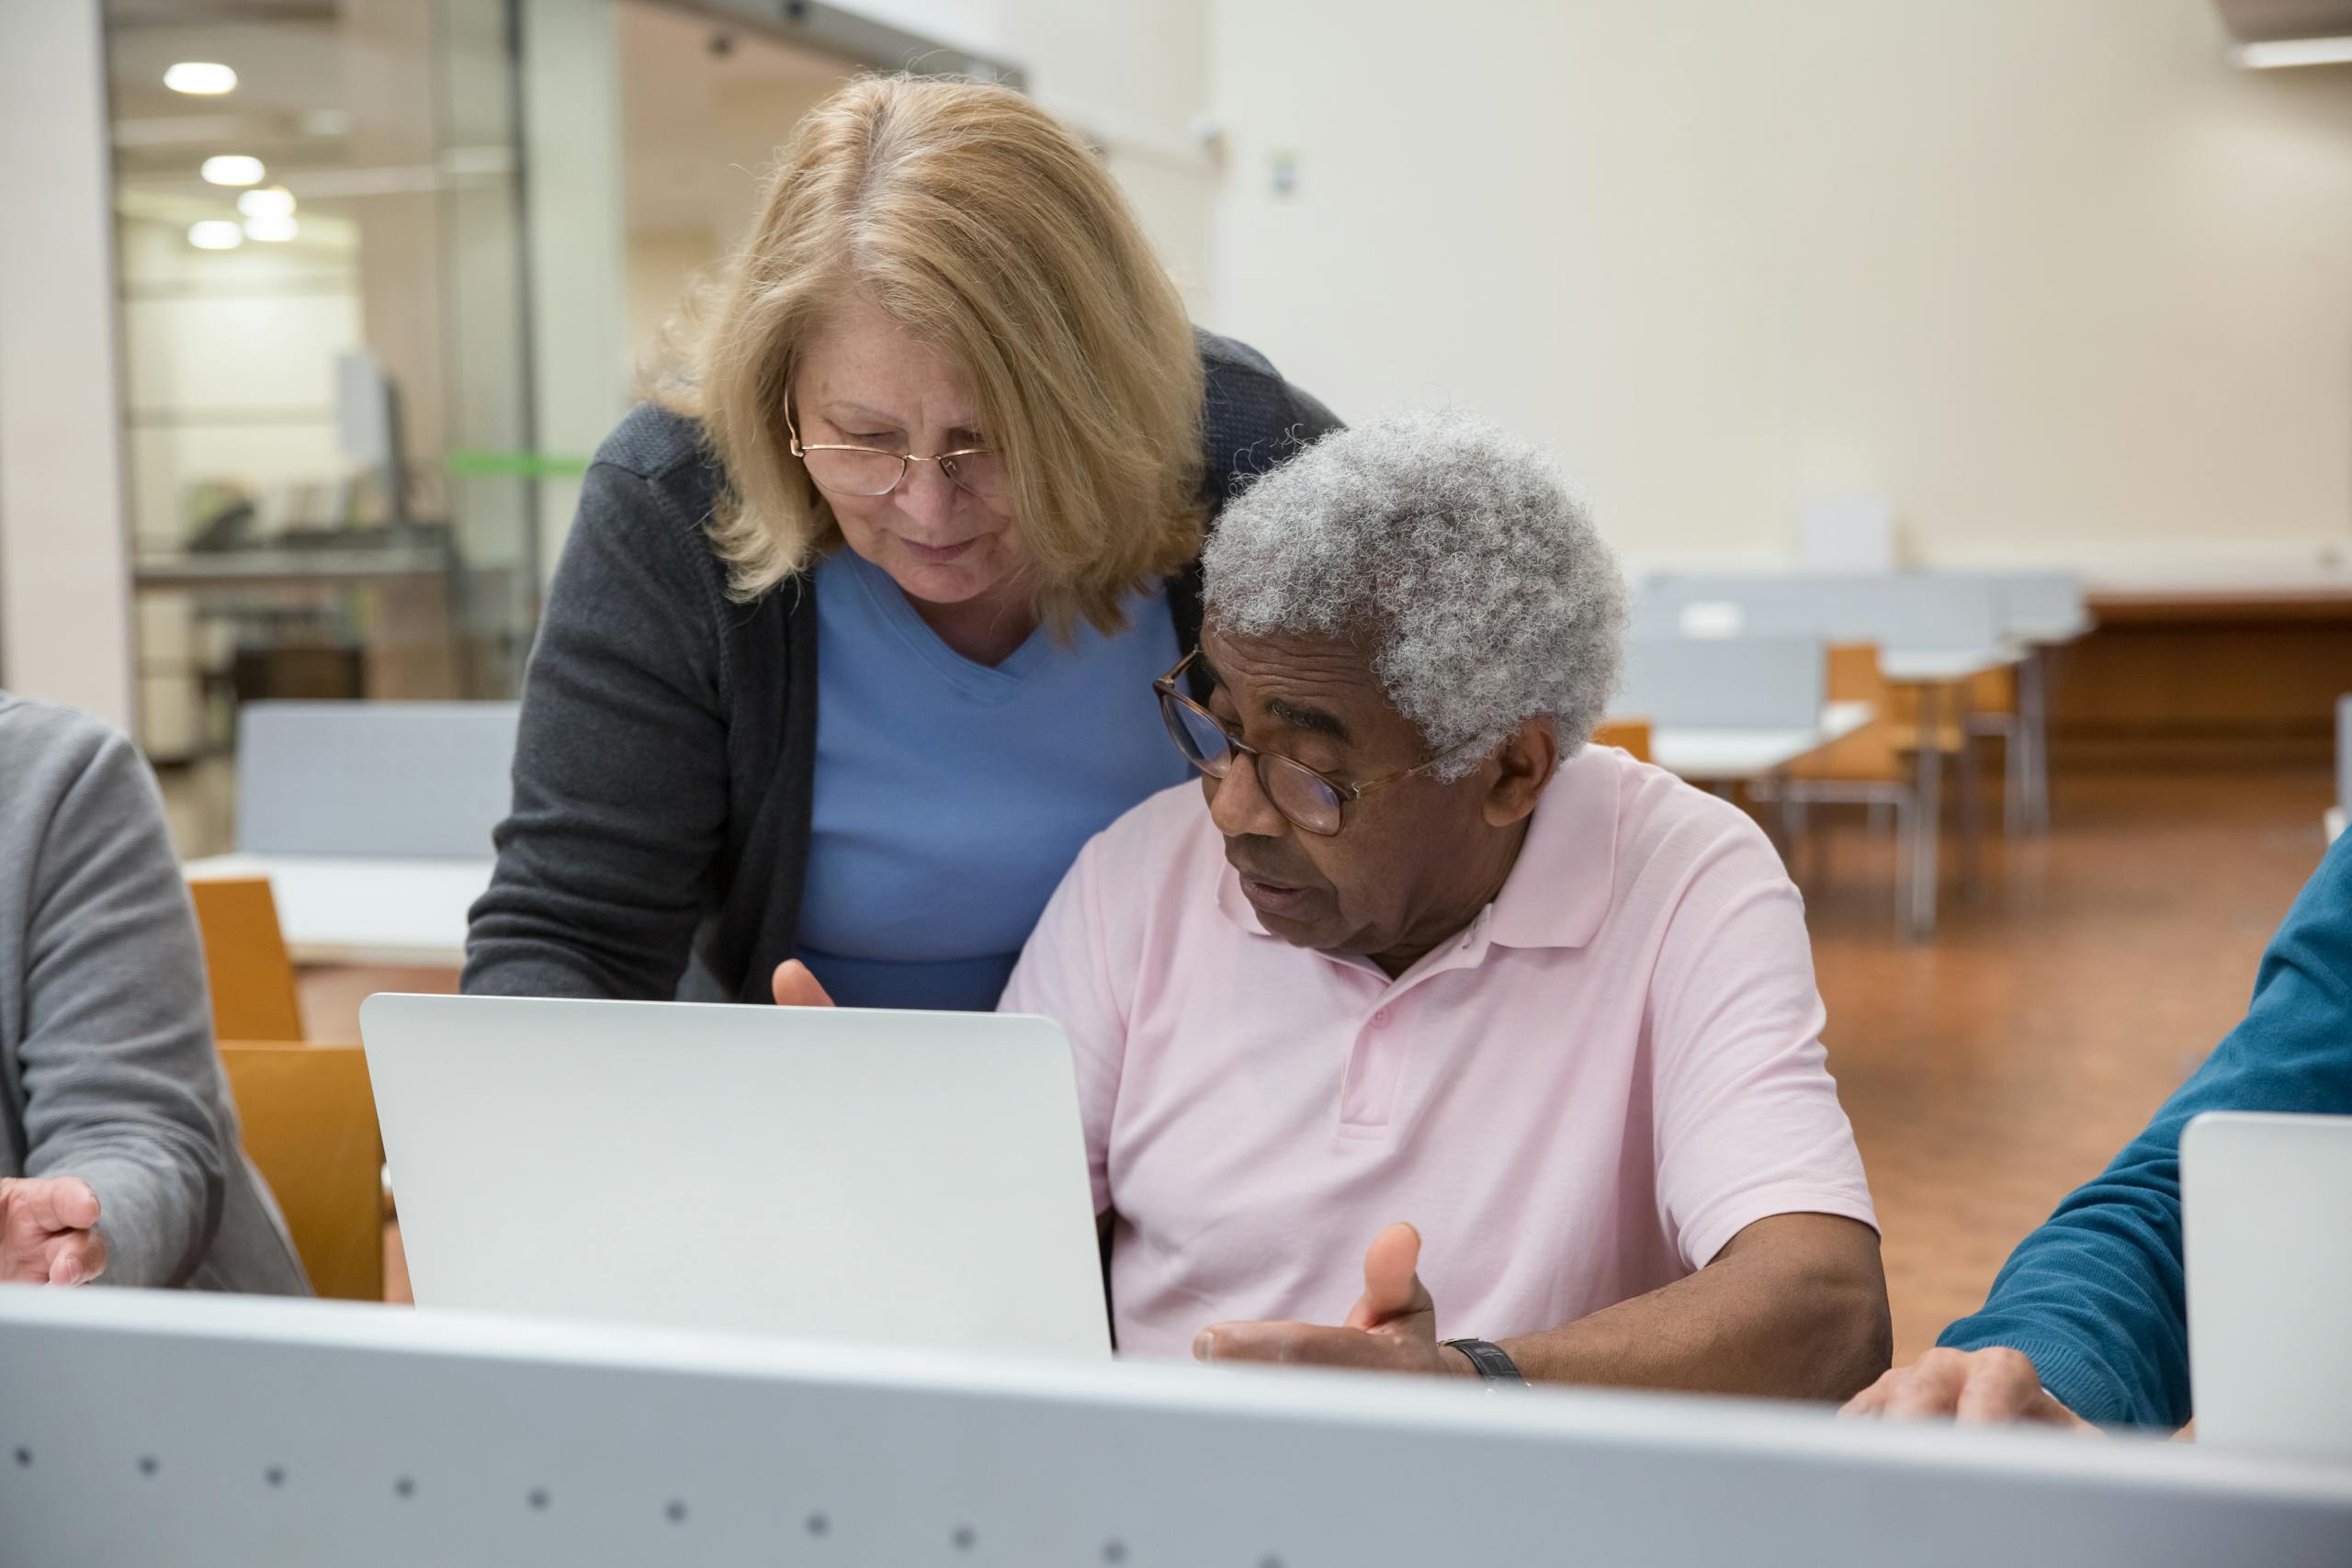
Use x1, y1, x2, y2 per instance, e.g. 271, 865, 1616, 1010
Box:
0, 692, 306, 1293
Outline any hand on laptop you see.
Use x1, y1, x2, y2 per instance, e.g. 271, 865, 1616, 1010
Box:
1840, 1348, 2094, 1429
771, 960, 836, 1008
1191, 1222, 1475, 1378
0, 1176, 107, 1286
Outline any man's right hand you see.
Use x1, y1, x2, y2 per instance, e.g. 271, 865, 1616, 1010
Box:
1841, 1347, 2095, 1429
0, 1176, 108, 1286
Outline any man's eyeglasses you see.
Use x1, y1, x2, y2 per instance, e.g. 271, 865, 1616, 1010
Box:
1152, 649, 1456, 837
786, 405, 1009, 502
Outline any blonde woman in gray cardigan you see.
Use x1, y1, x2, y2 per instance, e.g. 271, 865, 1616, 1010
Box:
0, 692, 304, 1293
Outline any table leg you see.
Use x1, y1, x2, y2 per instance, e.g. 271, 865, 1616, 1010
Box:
1909, 684, 1942, 940
2020, 647, 2052, 835
1955, 684, 1982, 894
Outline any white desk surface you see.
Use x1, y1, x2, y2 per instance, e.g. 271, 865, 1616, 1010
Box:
1647, 701, 1876, 782
183, 852, 489, 967
1878, 647, 2021, 684
2012, 616, 2095, 647
2328, 807, 2345, 847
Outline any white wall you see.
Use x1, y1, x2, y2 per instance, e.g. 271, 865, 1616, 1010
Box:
840, 0, 1219, 313
1207, 0, 2352, 578
0, 0, 133, 726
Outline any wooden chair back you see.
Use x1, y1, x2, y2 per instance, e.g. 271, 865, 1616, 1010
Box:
1789, 643, 1906, 784
217, 1043, 387, 1302
1591, 718, 1654, 763
187, 875, 304, 1043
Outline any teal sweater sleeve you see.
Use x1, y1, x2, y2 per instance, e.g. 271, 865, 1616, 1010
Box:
1938, 829, 2352, 1428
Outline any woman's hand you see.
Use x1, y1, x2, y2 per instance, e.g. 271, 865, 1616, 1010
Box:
0, 1176, 107, 1285
770, 960, 836, 1008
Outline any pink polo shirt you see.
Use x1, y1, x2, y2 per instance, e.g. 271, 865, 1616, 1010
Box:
999, 742, 1876, 1360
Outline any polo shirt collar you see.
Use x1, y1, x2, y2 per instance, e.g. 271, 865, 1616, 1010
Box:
1208, 743, 1622, 952
1487, 744, 1619, 951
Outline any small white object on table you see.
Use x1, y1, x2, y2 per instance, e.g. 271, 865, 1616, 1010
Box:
183, 853, 491, 967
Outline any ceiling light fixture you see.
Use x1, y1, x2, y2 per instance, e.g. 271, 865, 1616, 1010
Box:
187, 220, 243, 250
243, 214, 299, 243
236, 186, 296, 220
2234, 35, 2352, 68
200, 154, 265, 186
164, 62, 237, 96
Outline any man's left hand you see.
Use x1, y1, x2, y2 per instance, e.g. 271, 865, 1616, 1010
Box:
1192, 1222, 1475, 1377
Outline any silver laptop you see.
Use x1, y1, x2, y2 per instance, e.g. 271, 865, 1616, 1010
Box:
2183, 1110, 2352, 1461
360, 993, 1110, 1360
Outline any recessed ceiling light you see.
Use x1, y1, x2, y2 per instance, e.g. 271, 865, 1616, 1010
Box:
200, 154, 265, 187
2234, 36, 2352, 68
243, 214, 299, 243
187, 220, 243, 250
164, 62, 237, 96
237, 186, 296, 220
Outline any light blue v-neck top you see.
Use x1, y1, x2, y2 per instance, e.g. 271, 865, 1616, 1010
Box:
792, 548, 1192, 1010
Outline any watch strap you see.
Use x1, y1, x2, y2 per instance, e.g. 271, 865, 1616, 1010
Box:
1441, 1337, 1527, 1385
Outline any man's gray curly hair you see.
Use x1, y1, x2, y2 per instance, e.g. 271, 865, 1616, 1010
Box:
1202, 409, 1625, 781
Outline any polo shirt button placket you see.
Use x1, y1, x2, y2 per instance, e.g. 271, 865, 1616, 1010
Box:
1339, 995, 1409, 1129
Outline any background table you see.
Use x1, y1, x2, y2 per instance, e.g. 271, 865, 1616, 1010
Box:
1647, 700, 1875, 782
184, 853, 490, 968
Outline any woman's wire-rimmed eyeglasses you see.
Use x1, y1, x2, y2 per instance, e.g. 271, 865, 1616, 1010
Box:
786, 404, 1008, 502
1152, 649, 1458, 838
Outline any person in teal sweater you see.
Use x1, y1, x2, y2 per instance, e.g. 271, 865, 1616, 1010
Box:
1846, 829, 2352, 1429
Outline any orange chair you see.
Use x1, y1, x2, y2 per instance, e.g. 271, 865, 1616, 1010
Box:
1965, 665, 2024, 834
189, 874, 389, 1301
1590, 717, 1654, 763
1763, 643, 1928, 931
216, 1043, 387, 1302
187, 875, 304, 1043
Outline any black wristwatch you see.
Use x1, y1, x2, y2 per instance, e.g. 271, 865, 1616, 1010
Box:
1442, 1337, 1527, 1387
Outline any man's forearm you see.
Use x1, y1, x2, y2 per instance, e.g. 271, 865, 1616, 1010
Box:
1497, 1214, 1890, 1401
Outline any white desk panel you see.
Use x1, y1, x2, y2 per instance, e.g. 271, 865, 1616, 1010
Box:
4, 1289, 2346, 1568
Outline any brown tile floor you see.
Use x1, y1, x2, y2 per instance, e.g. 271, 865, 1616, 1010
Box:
314, 765, 2337, 1356
1801, 765, 2334, 1361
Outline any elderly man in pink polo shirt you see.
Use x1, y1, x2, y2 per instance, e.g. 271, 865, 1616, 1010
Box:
778, 410, 1889, 1395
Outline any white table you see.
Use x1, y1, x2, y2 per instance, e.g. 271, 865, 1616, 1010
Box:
1875, 647, 2019, 685
1646, 701, 1876, 782
184, 853, 490, 967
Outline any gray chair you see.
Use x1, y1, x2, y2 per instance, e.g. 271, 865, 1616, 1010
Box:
1981, 571, 2086, 642
1617, 636, 1826, 731
234, 701, 520, 861
1635, 572, 2003, 654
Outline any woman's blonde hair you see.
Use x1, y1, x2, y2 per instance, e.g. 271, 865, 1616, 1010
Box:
653, 75, 1206, 637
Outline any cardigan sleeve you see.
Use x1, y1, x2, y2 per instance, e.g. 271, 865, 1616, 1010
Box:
461, 459, 741, 1000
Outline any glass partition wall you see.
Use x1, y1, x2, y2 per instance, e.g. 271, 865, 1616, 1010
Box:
103, 0, 1020, 856
106, 0, 534, 781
